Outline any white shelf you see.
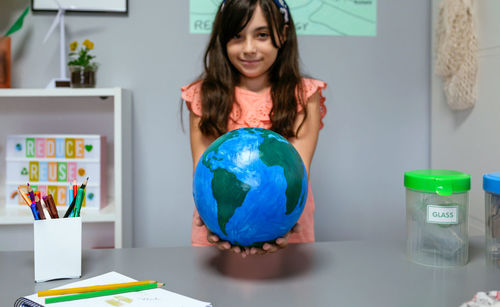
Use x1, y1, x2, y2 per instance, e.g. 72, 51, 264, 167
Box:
0, 88, 132, 250
0, 88, 123, 97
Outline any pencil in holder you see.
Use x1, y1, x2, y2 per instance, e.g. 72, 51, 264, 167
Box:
34, 217, 82, 282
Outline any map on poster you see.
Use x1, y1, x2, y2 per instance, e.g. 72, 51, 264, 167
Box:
190, 0, 377, 36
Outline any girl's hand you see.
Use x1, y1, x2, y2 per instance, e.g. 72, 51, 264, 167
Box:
248, 224, 301, 255
195, 216, 300, 257
194, 215, 251, 257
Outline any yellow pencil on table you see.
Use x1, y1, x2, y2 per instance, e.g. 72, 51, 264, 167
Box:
38, 280, 157, 297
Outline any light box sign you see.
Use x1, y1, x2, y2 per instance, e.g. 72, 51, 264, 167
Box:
5, 135, 106, 209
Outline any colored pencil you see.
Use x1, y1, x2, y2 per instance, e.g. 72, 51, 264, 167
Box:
73, 180, 77, 198
30, 203, 40, 220
18, 187, 39, 220
34, 195, 45, 220
18, 188, 31, 206
45, 282, 164, 304
40, 197, 52, 220
65, 178, 88, 218
27, 183, 35, 202
73, 188, 85, 217
81, 177, 89, 189
64, 196, 77, 218
44, 194, 59, 218
71, 177, 88, 217
38, 280, 157, 297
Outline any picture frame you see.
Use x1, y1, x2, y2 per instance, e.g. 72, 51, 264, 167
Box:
31, 0, 128, 14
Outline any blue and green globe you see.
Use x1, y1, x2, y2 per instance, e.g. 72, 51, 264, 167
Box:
193, 128, 308, 247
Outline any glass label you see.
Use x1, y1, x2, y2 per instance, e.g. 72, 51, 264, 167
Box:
427, 205, 458, 224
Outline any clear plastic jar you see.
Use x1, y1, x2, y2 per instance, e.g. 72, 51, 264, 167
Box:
404, 169, 470, 267
483, 173, 500, 262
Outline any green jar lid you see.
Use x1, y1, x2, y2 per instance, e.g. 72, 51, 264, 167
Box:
404, 169, 471, 196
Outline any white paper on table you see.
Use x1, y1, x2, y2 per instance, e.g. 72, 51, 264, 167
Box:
18, 271, 212, 307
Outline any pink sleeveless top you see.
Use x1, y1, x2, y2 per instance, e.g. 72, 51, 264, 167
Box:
181, 78, 327, 246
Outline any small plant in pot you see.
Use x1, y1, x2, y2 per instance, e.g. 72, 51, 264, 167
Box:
68, 39, 98, 88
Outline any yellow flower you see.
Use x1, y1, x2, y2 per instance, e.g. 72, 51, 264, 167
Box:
69, 41, 78, 51
82, 39, 94, 50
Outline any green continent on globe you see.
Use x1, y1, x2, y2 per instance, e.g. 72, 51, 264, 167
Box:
211, 168, 251, 235
259, 131, 305, 215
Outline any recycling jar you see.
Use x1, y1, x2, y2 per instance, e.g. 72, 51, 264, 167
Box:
483, 172, 500, 262
404, 169, 471, 267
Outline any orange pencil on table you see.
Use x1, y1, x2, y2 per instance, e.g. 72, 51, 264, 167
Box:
38, 280, 158, 297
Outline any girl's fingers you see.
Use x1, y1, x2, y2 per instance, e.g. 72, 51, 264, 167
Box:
217, 241, 231, 250
291, 223, 301, 233
267, 245, 279, 253
194, 216, 205, 227
207, 233, 220, 243
250, 247, 266, 255
216, 243, 227, 251
275, 237, 288, 247
262, 243, 272, 251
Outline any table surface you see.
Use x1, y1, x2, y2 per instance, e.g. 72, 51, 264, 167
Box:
2, 237, 499, 307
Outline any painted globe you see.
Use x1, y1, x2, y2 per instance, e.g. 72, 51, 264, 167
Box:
193, 127, 308, 247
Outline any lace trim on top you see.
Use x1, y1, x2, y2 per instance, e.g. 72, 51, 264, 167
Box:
181, 78, 327, 130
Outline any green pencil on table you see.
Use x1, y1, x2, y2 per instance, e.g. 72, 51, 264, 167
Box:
45, 282, 164, 304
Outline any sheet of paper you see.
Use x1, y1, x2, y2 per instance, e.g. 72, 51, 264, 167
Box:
24, 271, 212, 307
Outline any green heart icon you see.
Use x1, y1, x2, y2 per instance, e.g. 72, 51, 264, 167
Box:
85, 145, 93, 152
21, 167, 28, 175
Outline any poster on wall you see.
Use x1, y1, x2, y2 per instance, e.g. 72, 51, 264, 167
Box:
31, 0, 128, 13
190, 0, 377, 36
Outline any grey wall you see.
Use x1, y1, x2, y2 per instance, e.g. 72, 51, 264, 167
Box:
0, 0, 430, 247
431, 0, 500, 236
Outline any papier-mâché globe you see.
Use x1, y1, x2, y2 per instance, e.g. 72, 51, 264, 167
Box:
193, 127, 308, 247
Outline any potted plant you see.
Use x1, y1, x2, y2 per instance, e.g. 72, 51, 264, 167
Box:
67, 39, 98, 88
1, 7, 29, 88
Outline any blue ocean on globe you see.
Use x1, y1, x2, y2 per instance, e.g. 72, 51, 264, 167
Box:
193, 127, 308, 247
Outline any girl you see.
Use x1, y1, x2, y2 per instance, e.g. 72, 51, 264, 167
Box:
181, 0, 327, 255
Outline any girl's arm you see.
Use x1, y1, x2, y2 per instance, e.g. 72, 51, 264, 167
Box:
190, 112, 237, 250
189, 112, 214, 171
288, 90, 322, 176
248, 92, 322, 255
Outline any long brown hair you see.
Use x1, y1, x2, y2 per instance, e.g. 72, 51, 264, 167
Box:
199, 0, 305, 138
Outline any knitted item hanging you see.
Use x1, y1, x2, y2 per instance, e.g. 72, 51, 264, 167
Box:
435, 0, 478, 110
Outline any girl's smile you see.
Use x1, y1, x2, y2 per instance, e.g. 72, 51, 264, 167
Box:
240, 59, 262, 66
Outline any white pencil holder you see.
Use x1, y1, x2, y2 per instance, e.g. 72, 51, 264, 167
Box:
34, 217, 82, 282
